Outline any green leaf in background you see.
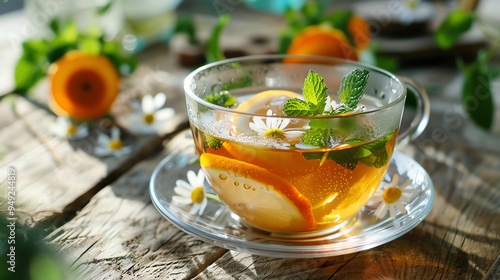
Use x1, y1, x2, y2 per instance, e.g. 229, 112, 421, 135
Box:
78, 37, 102, 55
30, 254, 65, 280
277, 27, 296, 54
14, 56, 45, 94
459, 51, 494, 131
206, 14, 230, 63
324, 9, 354, 46
175, 14, 199, 45
57, 20, 78, 44
435, 9, 475, 49
97, 0, 114, 15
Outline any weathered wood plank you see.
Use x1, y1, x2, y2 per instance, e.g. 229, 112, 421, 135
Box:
47, 130, 228, 280
0, 69, 188, 223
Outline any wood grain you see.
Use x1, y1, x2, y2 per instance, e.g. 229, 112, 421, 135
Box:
47, 131, 228, 280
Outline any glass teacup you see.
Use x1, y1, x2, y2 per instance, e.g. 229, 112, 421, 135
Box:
184, 55, 429, 234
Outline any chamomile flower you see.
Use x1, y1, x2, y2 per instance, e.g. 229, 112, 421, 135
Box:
249, 109, 304, 143
50, 117, 88, 140
126, 92, 175, 134
94, 126, 132, 157
172, 169, 208, 215
371, 173, 417, 219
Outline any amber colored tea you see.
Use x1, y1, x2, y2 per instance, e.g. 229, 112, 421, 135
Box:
192, 91, 398, 233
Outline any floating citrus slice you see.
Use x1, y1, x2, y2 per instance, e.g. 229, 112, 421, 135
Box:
200, 153, 316, 232
236, 90, 300, 115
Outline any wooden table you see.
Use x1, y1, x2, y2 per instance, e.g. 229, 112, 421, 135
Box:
1, 7, 499, 280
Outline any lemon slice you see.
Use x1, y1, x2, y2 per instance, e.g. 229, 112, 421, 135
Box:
200, 153, 316, 232
237, 90, 300, 114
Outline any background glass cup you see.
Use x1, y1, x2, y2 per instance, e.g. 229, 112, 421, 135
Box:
184, 54, 429, 234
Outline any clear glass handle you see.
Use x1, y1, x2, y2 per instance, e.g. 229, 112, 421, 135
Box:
397, 76, 431, 144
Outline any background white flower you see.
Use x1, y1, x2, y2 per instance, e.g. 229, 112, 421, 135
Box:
50, 117, 88, 140
94, 126, 132, 157
126, 92, 175, 134
371, 174, 417, 219
172, 169, 208, 215
249, 109, 304, 142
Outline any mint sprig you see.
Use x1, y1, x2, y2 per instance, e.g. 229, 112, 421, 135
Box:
338, 68, 370, 111
283, 70, 327, 116
283, 68, 369, 117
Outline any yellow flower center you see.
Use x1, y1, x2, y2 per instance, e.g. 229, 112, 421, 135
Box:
264, 128, 285, 139
66, 124, 77, 136
143, 113, 155, 124
108, 139, 124, 151
191, 186, 205, 204
383, 187, 402, 204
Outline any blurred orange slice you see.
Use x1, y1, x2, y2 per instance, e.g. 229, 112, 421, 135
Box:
200, 153, 316, 232
285, 25, 358, 62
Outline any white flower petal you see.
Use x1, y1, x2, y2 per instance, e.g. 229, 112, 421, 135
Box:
176, 180, 193, 191
395, 202, 407, 214
142, 95, 155, 113
375, 203, 388, 219
153, 92, 167, 110
174, 185, 192, 197
189, 204, 201, 215
154, 108, 175, 121
391, 173, 399, 188
94, 146, 111, 157
196, 169, 205, 186
249, 122, 265, 134
253, 117, 267, 130
399, 179, 413, 189
111, 127, 121, 140
172, 196, 192, 205
197, 197, 208, 215
279, 118, 290, 130
389, 204, 397, 218
186, 170, 198, 187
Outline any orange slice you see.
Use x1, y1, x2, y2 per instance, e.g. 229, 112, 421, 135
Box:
285, 25, 358, 62
200, 153, 316, 232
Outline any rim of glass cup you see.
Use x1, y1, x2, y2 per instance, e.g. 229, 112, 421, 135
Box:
183, 54, 407, 119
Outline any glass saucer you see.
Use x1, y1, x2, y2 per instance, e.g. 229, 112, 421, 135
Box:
149, 141, 434, 258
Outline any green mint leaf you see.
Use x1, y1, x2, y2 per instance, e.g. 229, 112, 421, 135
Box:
301, 128, 332, 147
459, 52, 494, 130
338, 68, 370, 109
302, 131, 394, 170
204, 90, 237, 107
282, 98, 313, 116
206, 134, 224, 149
302, 70, 328, 114
206, 14, 230, 63
435, 9, 475, 49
